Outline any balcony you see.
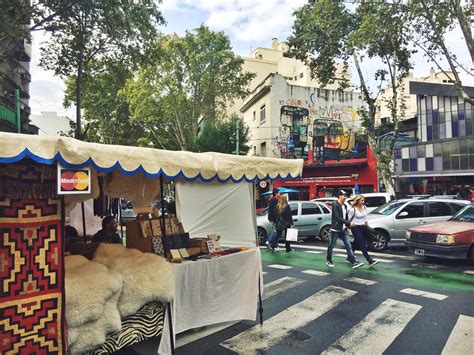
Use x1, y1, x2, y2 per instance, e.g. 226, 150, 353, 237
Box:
0, 103, 17, 125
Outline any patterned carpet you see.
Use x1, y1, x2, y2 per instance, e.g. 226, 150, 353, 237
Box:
0, 164, 65, 354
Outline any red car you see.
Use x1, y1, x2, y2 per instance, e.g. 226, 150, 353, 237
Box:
406, 203, 474, 263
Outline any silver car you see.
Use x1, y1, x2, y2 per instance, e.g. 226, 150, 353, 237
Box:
257, 201, 332, 243
366, 198, 470, 251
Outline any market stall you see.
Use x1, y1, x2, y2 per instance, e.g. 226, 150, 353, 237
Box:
0, 132, 303, 354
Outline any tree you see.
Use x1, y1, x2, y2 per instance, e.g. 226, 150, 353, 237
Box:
408, 0, 474, 105
122, 26, 255, 151
192, 115, 250, 155
39, 0, 163, 139
0, 1, 76, 65
63, 59, 146, 146
289, 0, 413, 195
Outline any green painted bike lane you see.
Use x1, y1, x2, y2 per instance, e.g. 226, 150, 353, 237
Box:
261, 249, 474, 293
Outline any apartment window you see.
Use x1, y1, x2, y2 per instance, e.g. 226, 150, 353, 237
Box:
260, 142, 267, 157
299, 72, 304, 78
252, 111, 256, 121
260, 104, 266, 123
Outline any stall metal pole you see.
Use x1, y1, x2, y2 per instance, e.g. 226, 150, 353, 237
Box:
81, 201, 87, 244
253, 183, 264, 325
160, 175, 166, 236
167, 302, 175, 355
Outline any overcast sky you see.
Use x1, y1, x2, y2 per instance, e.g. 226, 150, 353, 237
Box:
29, 0, 473, 118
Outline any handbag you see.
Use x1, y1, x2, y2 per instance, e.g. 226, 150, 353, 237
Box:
286, 228, 298, 242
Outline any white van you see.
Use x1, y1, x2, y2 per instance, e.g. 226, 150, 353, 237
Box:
347, 193, 393, 212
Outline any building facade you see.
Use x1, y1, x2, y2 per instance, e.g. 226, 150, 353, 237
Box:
394, 82, 474, 197
29, 111, 73, 136
240, 73, 379, 203
0, 27, 35, 134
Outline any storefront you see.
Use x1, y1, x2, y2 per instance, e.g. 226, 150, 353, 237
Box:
274, 146, 379, 199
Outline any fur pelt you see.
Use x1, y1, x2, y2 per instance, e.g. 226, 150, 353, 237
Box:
68, 291, 122, 354
93, 243, 174, 318
65, 256, 123, 327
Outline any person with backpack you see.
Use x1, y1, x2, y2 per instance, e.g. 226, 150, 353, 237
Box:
348, 195, 379, 267
274, 194, 294, 253
265, 188, 281, 251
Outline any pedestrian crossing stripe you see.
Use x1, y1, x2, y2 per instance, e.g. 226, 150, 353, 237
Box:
322, 299, 422, 354
442, 315, 474, 354
400, 288, 448, 300
302, 269, 330, 276
463, 270, 474, 275
263, 277, 306, 300
345, 277, 377, 285
305, 250, 323, 254
411, 263, 447, 269
220, 286, 357, 353
268, 264, 293, 270
333, 253, 394, 263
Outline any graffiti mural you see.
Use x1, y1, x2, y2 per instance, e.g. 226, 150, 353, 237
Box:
274, 91, 366, 162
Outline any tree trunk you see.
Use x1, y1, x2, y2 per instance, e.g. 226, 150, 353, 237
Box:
76, 43, 84, 139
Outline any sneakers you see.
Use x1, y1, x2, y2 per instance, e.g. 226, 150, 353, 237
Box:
369, 259, 380, 267
274, 246, 281, 252
326, 260, 335, 268
352, 261, 364, 269
265, 241, 275, 252
286, 248, 294, 253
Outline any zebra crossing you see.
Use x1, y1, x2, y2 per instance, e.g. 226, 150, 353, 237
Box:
214, 265, 473, 354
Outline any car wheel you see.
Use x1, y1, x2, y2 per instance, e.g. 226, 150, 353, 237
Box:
319, 225, 332, 242
368, 230, 389, 252
468, 245, 474, 265
257, 227, 267, 244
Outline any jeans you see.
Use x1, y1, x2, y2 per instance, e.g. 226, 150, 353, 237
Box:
327, 229, 356, 264
267, 224, 278, 248
352, 225, 373, 262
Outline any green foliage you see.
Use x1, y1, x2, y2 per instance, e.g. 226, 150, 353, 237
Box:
192, 115, 250, 155
63, 59, 146, 146
122, 25, 255, 151
38, 0, 163, 138
39, 0, 163, 76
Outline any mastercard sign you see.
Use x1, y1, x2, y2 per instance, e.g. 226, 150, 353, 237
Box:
57, 166, 91, 194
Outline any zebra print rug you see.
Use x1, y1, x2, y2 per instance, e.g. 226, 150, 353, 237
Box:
87, 301, 165, 355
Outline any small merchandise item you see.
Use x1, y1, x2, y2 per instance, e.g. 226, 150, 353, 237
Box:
169, 249, 182, 262
151, 236, 164, 255
206, 240, 216, 253
178, 248, 189, 258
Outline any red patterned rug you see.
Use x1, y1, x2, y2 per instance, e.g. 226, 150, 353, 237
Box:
0, 164, 65, 354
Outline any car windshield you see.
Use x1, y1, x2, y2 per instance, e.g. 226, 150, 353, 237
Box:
370, 201, 407, 215
450, 205, 474, 222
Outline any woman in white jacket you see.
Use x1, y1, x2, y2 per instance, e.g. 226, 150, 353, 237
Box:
348, 195, 379, 267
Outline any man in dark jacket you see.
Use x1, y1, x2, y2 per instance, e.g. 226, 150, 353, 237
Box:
326, 190, 363, 269
265, 188, 280, 251
92, 216, 122, 244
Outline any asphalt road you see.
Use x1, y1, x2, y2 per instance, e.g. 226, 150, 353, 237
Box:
176, 243, 474, 354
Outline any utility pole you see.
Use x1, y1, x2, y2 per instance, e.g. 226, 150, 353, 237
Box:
15, 88, 20, 133
236, 119, 240, 155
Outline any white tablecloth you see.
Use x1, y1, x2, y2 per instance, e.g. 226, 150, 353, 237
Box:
158, 248, 262, 354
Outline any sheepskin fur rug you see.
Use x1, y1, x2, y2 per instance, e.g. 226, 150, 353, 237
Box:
94, 244, 174, 318
68, 291, 121, 354
65, 255, 123, 327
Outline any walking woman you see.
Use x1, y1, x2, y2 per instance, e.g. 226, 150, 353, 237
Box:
274, 194, 294, 253
348, 195, 379, 267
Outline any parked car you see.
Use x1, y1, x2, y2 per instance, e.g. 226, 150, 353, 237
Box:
347, 192, 393, 212
405, 203, 474, 263
311, 197, 350, 210
366, 198, 470, 252
256, 201, 332, 243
